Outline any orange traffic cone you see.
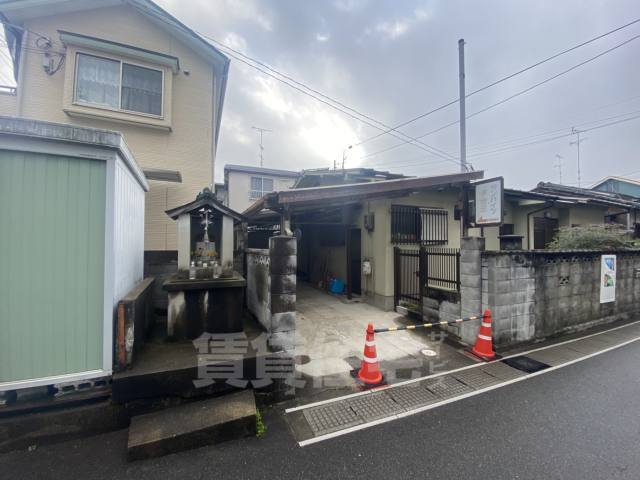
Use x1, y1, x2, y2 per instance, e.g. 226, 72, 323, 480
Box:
471, 309, 496, 361
357, 323, 383, 385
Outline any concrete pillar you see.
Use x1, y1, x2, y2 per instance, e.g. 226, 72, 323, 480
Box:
177, 214, 191, 269
221, 215, 234, 269
459, 236, 485, 344
269, 236, 296, 352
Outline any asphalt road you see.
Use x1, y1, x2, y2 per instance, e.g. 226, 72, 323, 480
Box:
2, 342, 640, 480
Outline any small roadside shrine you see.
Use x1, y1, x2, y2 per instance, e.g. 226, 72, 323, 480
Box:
163, 188, 247, 338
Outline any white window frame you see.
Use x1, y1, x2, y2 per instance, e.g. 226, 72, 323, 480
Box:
73, 52, 165, 119
249, 176, 275, 200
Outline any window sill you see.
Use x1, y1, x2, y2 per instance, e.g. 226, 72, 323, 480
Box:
64, 104, 172, 132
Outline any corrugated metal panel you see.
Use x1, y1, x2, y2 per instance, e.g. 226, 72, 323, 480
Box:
0, 150, 106, 383
113, 156, 145, 305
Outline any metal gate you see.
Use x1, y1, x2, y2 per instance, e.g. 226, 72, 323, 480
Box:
393, 246, 460, 314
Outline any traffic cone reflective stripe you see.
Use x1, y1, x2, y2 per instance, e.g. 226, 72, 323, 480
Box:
471, 309, 496, 361
358, 323, 383, 385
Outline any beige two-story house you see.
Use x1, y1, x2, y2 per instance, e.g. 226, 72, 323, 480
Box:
0, 0, 229, 253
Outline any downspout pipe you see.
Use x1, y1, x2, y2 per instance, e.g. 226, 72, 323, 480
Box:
526, 201, 554, 250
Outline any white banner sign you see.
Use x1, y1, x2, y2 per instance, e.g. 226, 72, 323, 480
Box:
475, 177, 503, 226
600, 254, 616, 303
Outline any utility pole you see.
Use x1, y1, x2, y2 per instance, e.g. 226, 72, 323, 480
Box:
570, 128, 587, 188
342, 145, 352, 170
251, 126, 271, 168
458, 38, 467, 173
554, 154, 563, 184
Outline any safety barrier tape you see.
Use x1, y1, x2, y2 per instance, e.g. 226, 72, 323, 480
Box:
373, 314, 485, 333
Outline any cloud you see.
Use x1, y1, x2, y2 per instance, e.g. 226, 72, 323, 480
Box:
333, 0, 369, 12
157, 0, 640, 189
222, 32, 248, 52
368, 6, 433, 40
221, 113, 253, 146
249, 76, 294, 118
297, 109, 365, 165
162, 0, 274, 31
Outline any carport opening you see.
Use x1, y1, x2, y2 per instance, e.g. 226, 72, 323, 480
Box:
247, 206, 362, 299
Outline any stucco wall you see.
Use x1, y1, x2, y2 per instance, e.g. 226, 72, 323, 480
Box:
474, 201, 607, 251
227, 170, 297, 213
569, 205, 607, 226
3, 5, 219, 251
359, 189, 462, 310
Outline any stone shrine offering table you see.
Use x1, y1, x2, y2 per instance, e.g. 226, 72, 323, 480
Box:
163, 273, 246, 340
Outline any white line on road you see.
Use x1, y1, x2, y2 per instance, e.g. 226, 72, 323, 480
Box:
298, 332, 640, 447
286, 319, 640, 414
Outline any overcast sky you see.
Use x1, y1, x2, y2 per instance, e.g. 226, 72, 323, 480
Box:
3, 1, 639, 189
159, 0, 640, 190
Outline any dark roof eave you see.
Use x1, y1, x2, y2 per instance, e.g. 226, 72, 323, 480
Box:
166, 197, 245, 222
244, 171, 483, 217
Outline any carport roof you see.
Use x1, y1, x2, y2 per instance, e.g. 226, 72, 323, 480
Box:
243, 170, 484, 217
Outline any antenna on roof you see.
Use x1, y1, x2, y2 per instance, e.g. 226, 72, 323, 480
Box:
251, 126, 272, 168
570, 128, 588, 188
554, 154, 563, 184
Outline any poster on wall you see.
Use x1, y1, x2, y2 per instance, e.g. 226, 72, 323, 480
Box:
600, 254, 616, 303
473, 177, 504, 226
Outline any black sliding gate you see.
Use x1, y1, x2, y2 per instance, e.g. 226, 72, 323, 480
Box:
393, 246, 460, 314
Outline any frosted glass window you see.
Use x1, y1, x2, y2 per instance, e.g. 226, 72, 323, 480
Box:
75, 53, 164, 116
75, 54, 119, 109
249, 177, 275, 199
121, 63, 162, 115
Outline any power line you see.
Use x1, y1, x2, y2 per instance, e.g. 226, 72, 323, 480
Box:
466, 112, 640, 160
352, 17, 640, 148
357, 105, 640, 169
466, 94, 640, 153
466, 108, 640, 158
1, 19, 459, 164
363, 111, 640, 174
0, 15, 461, 164
360, 33, 640, 161
112, 5, 462, 165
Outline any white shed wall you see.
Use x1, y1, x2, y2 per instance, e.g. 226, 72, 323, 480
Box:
112, 155, 146, 306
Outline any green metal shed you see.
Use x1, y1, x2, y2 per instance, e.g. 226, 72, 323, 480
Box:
0, 117, 148, 391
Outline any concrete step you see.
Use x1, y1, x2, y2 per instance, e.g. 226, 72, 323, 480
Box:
127, 390, 256, 461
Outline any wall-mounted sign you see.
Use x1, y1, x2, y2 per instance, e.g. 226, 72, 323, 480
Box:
473, 177, 504, 226
600, 254, 616, 303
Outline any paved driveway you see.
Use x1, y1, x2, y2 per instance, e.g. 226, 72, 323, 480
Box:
292, 284, 473, 401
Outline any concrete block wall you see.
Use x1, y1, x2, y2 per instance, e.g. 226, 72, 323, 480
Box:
533, 252, 640, 338
481, 250, 640, 348
482, 252, 536, 346
458, 237, 485, 344
268, 236, 297, 353
246, 238, 298, 353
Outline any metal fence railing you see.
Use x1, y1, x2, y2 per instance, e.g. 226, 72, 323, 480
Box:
424, 247, 460, 292
390, 205, 448, 246
394, 246, 460, 312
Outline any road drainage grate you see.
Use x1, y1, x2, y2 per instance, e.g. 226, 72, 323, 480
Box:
502, 356, 551, 374
452, 368, 503, 390
424, 375, 474, 399
347, 392, 403, 421
386, 384, 440, 409
303, 403, 362, 436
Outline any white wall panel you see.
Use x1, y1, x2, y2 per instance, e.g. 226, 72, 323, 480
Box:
113, 155, 146, 305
